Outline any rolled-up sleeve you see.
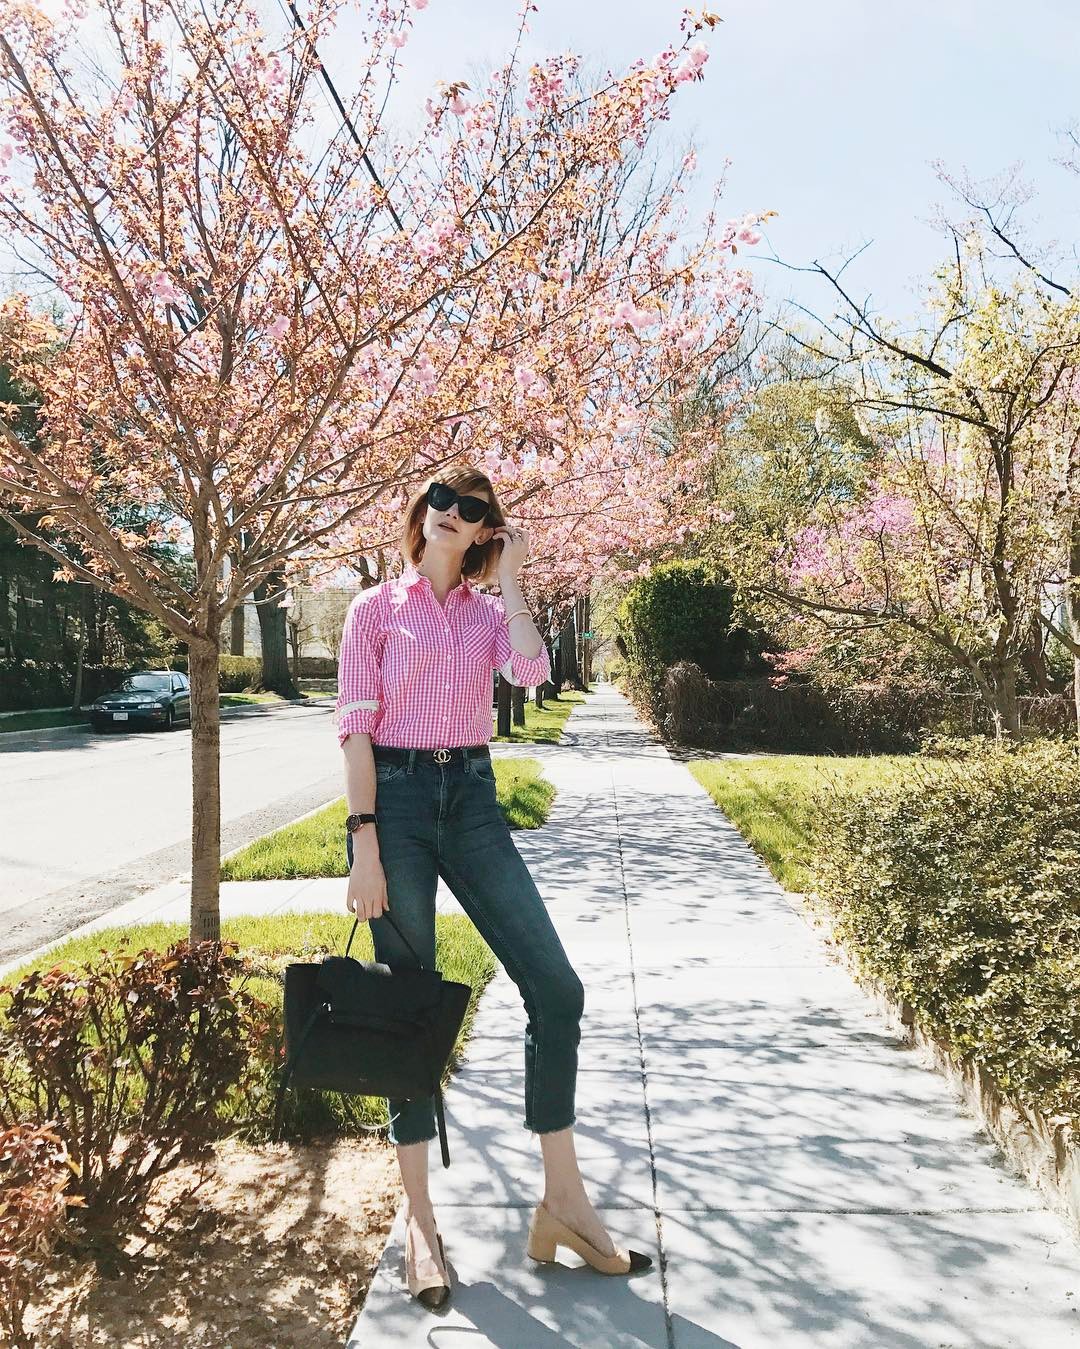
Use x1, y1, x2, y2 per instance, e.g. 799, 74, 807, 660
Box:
334, 592, 382, 747
493, 603, 550, 688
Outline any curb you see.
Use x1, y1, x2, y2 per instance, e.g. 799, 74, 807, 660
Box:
0, 794, 346, 981
782, 887, 1080, 1241
0, 696, 334, 744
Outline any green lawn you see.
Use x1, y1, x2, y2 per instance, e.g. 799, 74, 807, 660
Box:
0, 709, 88, 733
689, 754, 913, 892
0, 911, 497, 1140
221, 757, 553, 881
491, 688, 587, 744
219, 692, 287, 707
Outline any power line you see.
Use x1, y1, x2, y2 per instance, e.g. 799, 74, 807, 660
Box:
283, 0, 406, 233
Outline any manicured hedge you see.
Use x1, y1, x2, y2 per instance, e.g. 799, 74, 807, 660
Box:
663, 663, 1075, 753
169, 653, 261, 692
616, 560, 769, 722
1, 655, 268, 707
0, 662, 133, 711
810, 740, 1080, 1127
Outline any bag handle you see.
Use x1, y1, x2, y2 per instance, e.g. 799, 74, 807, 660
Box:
345, 912, 433, 973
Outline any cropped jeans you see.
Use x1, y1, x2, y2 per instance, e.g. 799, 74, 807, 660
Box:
345, 749, 585, 1146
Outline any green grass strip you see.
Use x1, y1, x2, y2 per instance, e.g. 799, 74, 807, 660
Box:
689, 754, 913, 892
491, 689, 587, 743
221, 757, 553, 881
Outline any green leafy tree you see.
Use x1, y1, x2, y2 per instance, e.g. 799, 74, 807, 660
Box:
617, 558, 770, 719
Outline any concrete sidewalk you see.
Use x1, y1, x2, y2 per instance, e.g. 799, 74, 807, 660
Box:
347, 688, 1080, 1349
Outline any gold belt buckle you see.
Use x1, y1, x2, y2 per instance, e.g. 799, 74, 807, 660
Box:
433, 748, 452, 764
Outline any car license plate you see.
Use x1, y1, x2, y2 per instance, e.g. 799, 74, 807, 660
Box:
113, 712, 129, 721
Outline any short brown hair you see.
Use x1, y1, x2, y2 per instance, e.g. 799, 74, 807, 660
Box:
400, 465, 507, 585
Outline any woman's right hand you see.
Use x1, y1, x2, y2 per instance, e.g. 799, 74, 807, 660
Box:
347, 831, 389, 921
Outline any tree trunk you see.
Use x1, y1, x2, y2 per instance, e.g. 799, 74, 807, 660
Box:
559, 612, 583, 690
496, 673, 512, 737
229, 604, 245, 656
188, 635, 222, 942
70, 607, 85, 713
547, 643, 561, 697
84, 584, 104, 666
1019, 615, 1055, 695
288, 619, 303, 685
512, 683, 526, 727
252, 570, 300, 698
580, 594, 592, 687
1070, 529, 1080, 738
984, 661, 1022, 741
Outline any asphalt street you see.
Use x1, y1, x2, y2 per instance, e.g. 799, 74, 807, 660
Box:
0, 699, 345, 967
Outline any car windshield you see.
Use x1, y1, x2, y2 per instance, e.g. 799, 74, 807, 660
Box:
119, 675, 171, 692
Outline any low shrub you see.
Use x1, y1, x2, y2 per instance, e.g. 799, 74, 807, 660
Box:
0, 940, 271, 1247
616, 560, 769, 722
0, 662, 134, 712
663, 665, 1076, 753
0, 1123, 75, 1347
170, 653, 262, 692
810, 740, 1080, 1126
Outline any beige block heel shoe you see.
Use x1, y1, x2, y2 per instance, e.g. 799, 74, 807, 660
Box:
526, 1201, 652, 1275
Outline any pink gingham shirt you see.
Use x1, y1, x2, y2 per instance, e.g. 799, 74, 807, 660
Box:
334, 563, 550, 749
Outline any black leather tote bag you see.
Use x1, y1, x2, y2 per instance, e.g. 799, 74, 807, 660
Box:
272, 914, 471, 1167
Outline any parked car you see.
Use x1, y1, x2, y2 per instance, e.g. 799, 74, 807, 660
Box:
88, 671, 191, 732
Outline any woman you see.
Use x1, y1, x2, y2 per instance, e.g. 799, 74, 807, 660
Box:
336, 466, 652, 1311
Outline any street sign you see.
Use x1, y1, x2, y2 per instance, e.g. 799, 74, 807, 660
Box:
581, 631, 593, 639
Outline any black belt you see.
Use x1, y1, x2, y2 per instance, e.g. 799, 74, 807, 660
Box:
372, 744, 490, 766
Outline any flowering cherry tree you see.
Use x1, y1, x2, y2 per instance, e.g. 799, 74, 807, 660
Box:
0, 0, 757, 935
723, 265, 1080, 738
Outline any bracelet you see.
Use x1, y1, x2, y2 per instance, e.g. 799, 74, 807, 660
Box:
505, 608, 531, 623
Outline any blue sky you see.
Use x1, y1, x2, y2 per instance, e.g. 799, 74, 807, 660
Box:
326, 0, 1080, 324
7, 1, 1077, 326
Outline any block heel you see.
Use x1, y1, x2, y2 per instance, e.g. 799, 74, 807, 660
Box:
526, 1201, 652, 1276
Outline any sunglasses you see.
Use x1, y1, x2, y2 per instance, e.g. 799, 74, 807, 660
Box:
426, 480, 491, 525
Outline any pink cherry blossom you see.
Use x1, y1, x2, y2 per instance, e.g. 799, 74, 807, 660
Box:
673, 43, 709, 83
448, 92, 470, 115
150, 270, 185, 305
267, 315, 290, 340
612, 299, 658, 333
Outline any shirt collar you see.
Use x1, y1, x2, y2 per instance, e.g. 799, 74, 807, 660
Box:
399, 562, 473, 595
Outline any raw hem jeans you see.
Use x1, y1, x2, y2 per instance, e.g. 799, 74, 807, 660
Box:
345, 751, 584, 1146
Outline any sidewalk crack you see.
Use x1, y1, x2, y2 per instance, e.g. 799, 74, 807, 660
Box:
610, 738, 674, 1349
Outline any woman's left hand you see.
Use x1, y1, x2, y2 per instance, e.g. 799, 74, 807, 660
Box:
492, 524, 529, 579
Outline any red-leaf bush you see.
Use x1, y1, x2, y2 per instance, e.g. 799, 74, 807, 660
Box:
0, 1122, 77, 1346
0, 939, 272, 1245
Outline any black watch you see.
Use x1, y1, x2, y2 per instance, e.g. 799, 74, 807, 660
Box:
345, 812, 378, 833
